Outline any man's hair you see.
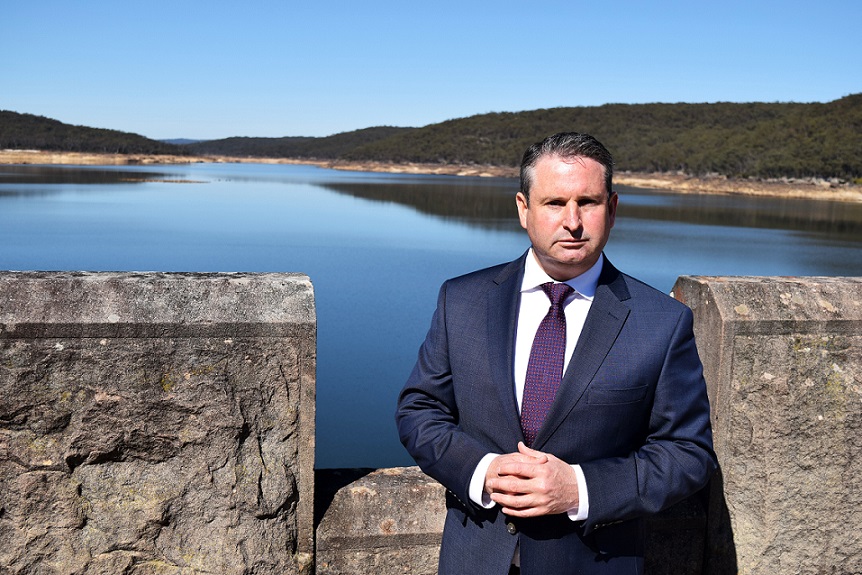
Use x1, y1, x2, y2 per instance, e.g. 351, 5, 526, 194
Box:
519, 132, 614, 202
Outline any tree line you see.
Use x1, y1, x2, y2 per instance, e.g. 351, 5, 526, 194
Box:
3, 94, 860, 180
337, 95, 862, 180
0, 111, 187, 155
190, 94, 862, 180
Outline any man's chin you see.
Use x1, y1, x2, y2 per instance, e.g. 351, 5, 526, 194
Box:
535, 252, 598, 280
550, 248, 595, 267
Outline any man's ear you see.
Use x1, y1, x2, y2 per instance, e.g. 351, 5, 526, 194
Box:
607, 192, 618, 228
516, 192, 529, 230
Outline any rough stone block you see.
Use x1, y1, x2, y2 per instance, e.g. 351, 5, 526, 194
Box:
0, 272, 316, 575
316, 467, 445, 575
674, 276, 862, 574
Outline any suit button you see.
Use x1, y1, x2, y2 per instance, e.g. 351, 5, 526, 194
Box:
506, 522, 517, 535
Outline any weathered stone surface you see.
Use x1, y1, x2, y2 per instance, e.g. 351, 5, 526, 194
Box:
315, 468, 709, 574
316, 467, 445, 575
7, 271, 861, 573
0, 272, 316, 575
674, 276, 862, 574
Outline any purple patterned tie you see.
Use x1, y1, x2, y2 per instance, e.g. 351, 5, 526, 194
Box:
520, 282, 574, 447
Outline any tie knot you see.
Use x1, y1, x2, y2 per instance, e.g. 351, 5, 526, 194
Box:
541, 282, 574, 309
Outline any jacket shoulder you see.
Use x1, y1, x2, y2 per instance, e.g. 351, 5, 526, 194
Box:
601, 258, 690, 314
624, 273, 686, 306
444, 256, 524, 291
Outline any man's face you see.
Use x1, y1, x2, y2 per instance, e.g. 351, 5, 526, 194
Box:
516, 154, 618, 281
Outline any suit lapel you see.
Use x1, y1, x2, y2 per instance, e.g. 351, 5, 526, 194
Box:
486, 254, 527, 442
532, 259, 631, 449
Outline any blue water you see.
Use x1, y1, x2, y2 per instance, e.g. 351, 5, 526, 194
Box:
2, 162, 860, 468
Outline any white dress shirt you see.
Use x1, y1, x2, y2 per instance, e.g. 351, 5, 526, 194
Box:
469, 249, 605, 522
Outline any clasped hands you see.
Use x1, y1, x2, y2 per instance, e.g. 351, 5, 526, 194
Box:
484, 441, 579, 517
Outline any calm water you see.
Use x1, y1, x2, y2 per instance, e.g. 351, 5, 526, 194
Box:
2, 163, 861, 468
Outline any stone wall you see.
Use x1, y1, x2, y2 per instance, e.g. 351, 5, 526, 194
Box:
3, 273, 860, 574
0, 272, 316, 575
673, 276, 862, 574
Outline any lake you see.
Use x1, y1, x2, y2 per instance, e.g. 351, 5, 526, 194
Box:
1, 162, 861, 468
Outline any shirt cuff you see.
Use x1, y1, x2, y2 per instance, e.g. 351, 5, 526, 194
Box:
469, 453, 500, 508
567, 464, 589, 521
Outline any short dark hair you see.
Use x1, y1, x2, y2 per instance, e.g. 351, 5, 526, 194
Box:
519, 132, 614, 201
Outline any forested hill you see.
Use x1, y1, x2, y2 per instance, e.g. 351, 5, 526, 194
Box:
3, 95, 861, 180
189, 94, 862, 180
0, 111, 186, 155
187, 126, 411, 159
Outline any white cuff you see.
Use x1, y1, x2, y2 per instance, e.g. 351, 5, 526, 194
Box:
567, 464, 590, 521
469, 453, 500, 508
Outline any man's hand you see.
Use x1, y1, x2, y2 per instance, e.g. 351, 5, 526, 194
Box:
484, 442, 580, 517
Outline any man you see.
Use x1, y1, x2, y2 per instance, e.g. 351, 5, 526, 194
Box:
395, 132, 717, 575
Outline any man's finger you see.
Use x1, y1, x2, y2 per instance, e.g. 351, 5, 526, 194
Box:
486, 474, 533, 495
517, 441, 548, 462
493, 459, 542, 479
490, 491, 543, 509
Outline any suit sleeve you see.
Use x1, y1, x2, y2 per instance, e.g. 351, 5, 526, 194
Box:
579, 306, 717, 533
395, 281, 492, 508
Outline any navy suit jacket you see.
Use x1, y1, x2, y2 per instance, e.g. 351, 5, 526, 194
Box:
396, 253, 717, 575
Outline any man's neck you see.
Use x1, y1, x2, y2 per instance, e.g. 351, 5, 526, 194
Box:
524, 250, 604, 297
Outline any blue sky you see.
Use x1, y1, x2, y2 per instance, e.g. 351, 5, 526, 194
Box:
2, 1, 860, 140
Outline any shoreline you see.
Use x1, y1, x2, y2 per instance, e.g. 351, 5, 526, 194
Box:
2, 150, 860, 203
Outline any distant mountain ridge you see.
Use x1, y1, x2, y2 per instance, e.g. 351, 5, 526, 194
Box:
186, 126, 412, 159
160, 138, 203, 146
3, 94, 861, 180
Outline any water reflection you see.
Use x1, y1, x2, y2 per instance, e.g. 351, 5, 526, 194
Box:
320, 178, 521, 230
2, 162, 860, 468
0, 165, 189, 200
0, 165, 177, 186
319, 178, 862, 240
616, 186, 862, 241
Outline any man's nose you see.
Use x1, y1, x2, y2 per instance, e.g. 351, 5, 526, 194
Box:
562, 203, 580, 229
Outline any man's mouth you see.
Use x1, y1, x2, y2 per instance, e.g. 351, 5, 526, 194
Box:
557, 237, 587, 246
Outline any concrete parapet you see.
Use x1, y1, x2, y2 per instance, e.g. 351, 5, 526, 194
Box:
674, 276, 862, 574
0, 272, 316, 575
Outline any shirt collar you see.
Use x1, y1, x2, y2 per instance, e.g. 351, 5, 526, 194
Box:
521, 249, 604, 299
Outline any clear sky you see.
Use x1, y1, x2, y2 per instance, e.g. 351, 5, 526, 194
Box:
2, 0, 860, 140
